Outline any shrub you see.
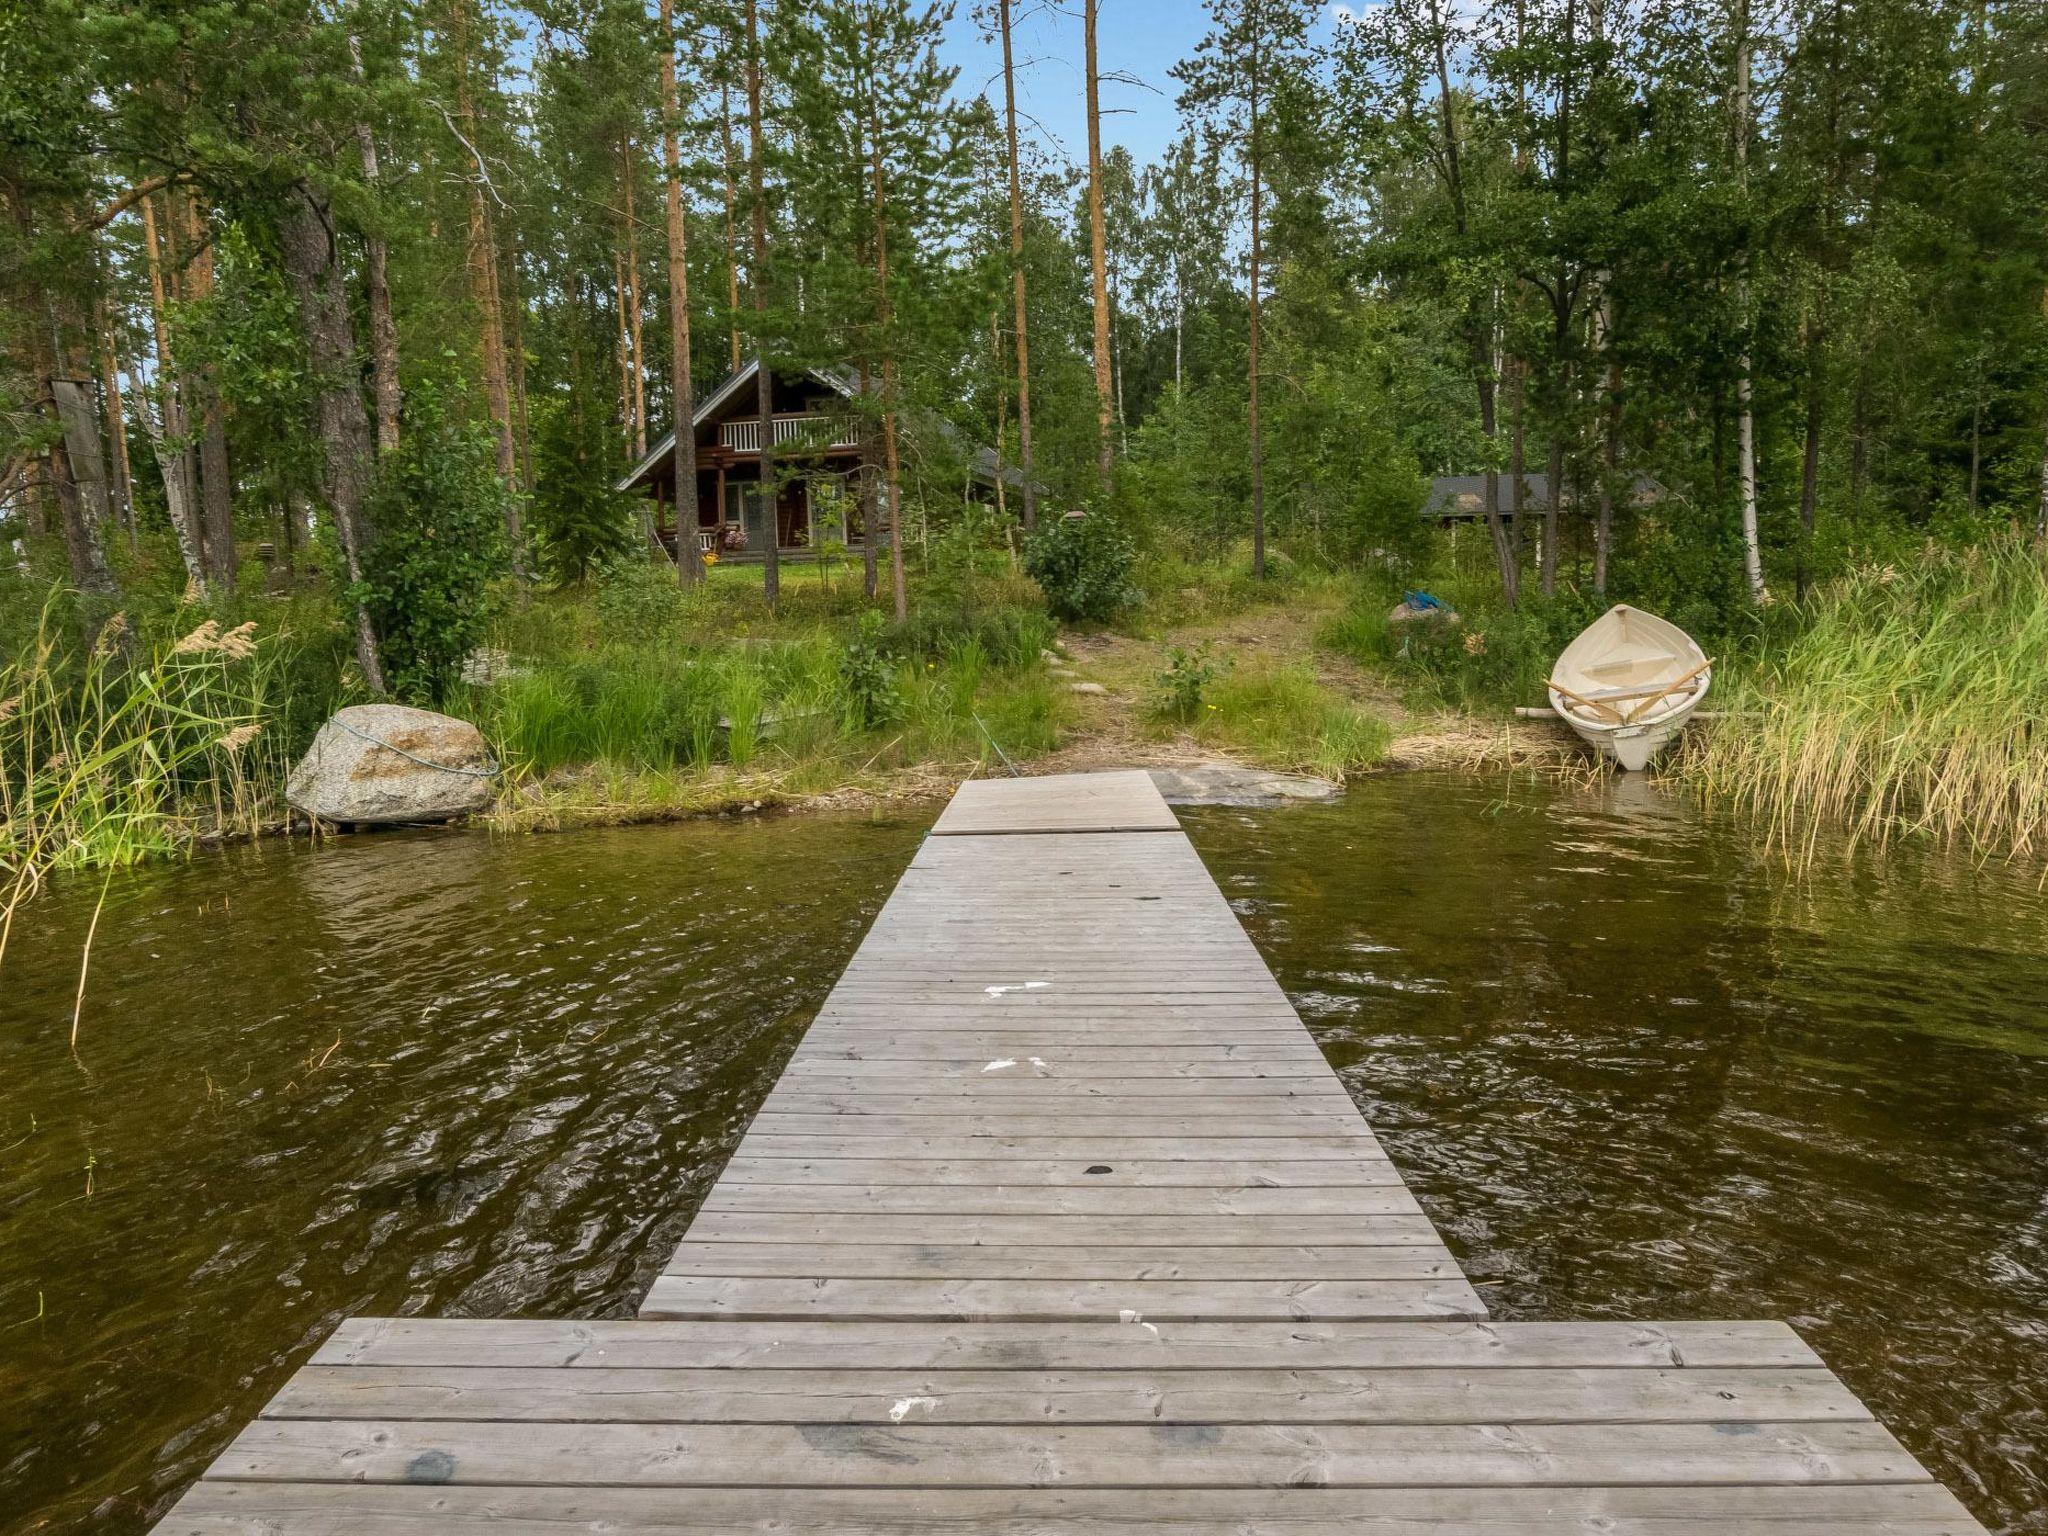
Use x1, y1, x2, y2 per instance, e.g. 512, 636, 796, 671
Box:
594, 558, 696, 641
841, 611, 902, 730
361, 382, 510, 703
1023, 512, 1137, 623
1152, 642, 1223, 723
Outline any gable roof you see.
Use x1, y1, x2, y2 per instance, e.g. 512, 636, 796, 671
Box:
1422, 473, 1666, 519
616, 358, 1038, 498
616, 359, 856, 492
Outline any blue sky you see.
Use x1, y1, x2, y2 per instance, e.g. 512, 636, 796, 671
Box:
935, 2, 1344, 174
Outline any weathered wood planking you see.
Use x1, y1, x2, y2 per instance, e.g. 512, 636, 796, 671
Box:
153, 771, 1991, 1535
929, 767, 1180, 834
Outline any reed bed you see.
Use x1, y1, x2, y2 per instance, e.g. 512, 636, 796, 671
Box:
1678, 539, 2048, 863
0, 605, 302, 953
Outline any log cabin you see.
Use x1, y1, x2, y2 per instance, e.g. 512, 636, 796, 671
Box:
616, 358, 1021, 562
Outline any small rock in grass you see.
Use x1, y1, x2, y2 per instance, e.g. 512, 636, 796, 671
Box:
1068, 681, 1109, 696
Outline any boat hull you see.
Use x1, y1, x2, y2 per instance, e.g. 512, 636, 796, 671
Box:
1554, 697, 1701, 771
1547, 604, 1711, 772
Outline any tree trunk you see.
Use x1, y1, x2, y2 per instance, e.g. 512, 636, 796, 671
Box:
866, 6, 907, 622
613, 249, 633, 441
1510, 352, 1530, 554
350, 35, 402, 458
1543, 428, 1564, 598
505, 226, 533, 488
1426, 0, 1514, 603
1083, 0, 1114, 492
744, 0, 778, 608
138, 192, 207, 593
452, 1, 522, 568
997, 0, 1036, 531
722, 78, 743, 375
1478, 368, 1517, 608
622, 136, 647, 459
45, 379, 118, 595
1245, 21, 1266, 578
1796, 323, 1822, 598
990, 310, 1014, 558
857, 356, 878, 599
1733, 0, 1766, 602
1590, 285, 1618, 594
1596, 347, 1620, 597
94, 287, 135, 545
182, 192, 237, 591
277, 183, 386, 693
659, 0, 701, 586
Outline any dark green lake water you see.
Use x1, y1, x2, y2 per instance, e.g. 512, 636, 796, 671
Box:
3, 776, 2045, 1531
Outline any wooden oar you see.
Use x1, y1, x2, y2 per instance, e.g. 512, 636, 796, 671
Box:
1618, 658, 1713, 724
1545, 680, 1625, 723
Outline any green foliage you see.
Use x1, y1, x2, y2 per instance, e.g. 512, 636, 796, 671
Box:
361, 382, 510, 704
1023, 513, 1139, 624
1152, 642, 1223, 723
593, 557, 699, 641
531, 392, 636, 584
840, 611, 902, 730
1194, 663, 1391, 778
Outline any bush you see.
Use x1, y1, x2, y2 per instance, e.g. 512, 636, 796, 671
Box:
361, 382, 510, 703
594, 558, 697, 641
1152, 642, 1223, 723
888, 601, 1053, 671
841, 611, 902, 730
1023, 512, 1137, 623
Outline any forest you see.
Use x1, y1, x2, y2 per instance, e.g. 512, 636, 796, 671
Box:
3, 0, 2047, 881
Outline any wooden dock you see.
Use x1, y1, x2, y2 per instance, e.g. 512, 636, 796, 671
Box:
161, 770, 1987, 1533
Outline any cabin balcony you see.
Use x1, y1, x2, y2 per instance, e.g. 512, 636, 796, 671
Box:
718, 413, 859, 455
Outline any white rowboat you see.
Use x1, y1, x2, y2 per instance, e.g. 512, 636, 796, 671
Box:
1546, 605, 1712, 771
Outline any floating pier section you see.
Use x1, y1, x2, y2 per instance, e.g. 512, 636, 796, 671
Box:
162, 769, 1986, 1532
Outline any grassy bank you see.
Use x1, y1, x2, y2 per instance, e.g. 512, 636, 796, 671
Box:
11, 533, 2040, 892
458, 565, 1064, 828
1676, 541, 2048, 862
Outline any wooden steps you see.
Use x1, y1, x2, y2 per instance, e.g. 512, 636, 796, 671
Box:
152, 770, 1988, 1534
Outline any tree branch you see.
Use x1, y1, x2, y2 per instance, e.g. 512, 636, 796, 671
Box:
77, 171, 194, 232
429, 100, 509, 209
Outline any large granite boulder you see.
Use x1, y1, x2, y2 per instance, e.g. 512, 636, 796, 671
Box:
286, 704, 498, 826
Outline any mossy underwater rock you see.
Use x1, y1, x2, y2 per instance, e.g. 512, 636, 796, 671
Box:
286, 704, 498, 826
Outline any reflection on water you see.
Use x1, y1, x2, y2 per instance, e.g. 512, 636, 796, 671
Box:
0, 812, 925, 1531
5, 776, 2046, 1534
1185, 777, 2048, 1535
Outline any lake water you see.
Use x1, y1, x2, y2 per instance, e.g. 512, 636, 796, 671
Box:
3, 776, 2044, 1531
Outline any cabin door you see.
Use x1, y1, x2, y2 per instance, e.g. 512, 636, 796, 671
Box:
726, 482, 774, 552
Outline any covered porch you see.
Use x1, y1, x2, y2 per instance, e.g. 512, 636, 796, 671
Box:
649, 458, 876, 563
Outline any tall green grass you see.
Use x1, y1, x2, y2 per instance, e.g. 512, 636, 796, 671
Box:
1, 603, 307, 949
461, 594, 1062, 793
1188, 662, 1392, 779
1678, 540, 2048, 861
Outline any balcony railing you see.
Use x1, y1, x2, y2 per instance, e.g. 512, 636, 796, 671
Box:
719, 414, 859, 454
